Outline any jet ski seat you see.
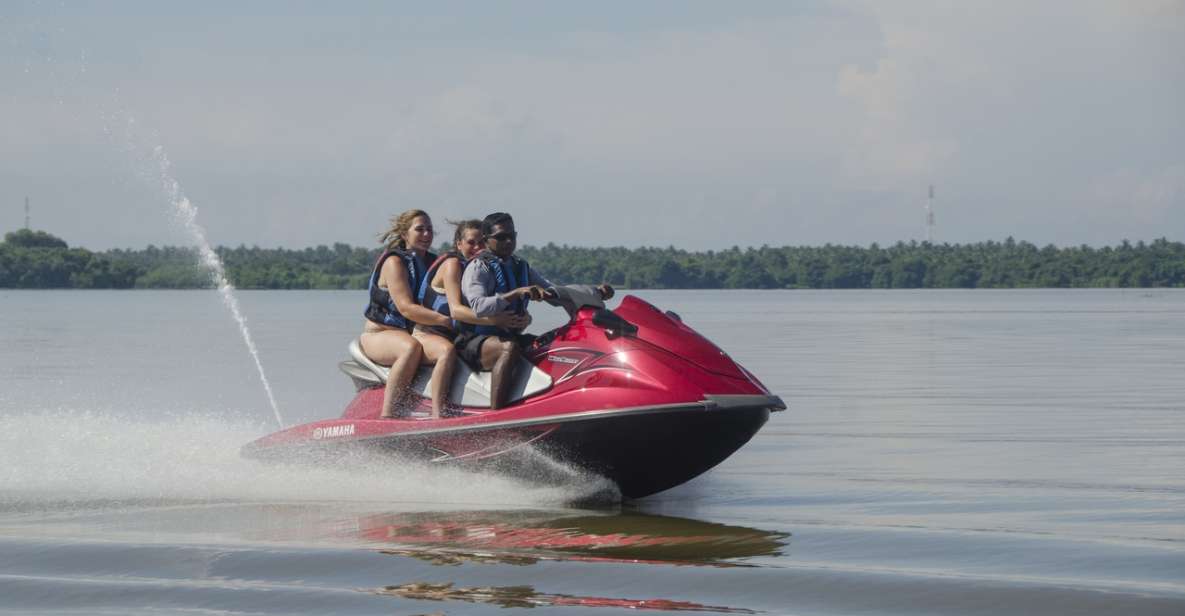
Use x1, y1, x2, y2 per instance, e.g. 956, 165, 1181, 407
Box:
339, 338, 552, 408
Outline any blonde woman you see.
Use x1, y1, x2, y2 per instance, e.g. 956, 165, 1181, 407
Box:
360, 210, 454, 418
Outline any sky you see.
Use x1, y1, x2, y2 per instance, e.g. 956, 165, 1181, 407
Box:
2, 1, 1182, 250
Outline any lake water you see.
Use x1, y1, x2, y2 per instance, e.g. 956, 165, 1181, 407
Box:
1, 289, 1183, 615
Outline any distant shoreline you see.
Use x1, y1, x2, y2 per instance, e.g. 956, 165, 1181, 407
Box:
3, 229, 1183, 290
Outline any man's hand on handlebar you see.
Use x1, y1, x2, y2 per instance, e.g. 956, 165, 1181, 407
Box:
510, 285, 549, 301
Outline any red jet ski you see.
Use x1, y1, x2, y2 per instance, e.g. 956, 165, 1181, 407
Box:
241, 287, 785, 499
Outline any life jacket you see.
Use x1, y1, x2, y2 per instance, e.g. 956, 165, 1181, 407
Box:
363, 248, 435, 330
417, 250, 465, 332
472, 251, 531, 336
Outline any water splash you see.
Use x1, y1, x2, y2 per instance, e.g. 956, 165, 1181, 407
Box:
150, 146, 284, 429
0, 410, 604, 506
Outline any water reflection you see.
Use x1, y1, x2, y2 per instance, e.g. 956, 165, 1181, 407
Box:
376, 581, 757, 613
351, 508, 788, 567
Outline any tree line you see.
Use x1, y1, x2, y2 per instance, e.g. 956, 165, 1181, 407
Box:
2, 228, 1183, 289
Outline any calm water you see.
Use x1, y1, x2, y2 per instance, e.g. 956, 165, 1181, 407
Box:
1, 289, 1183, 615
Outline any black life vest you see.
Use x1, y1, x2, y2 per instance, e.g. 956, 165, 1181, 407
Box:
363, 248, 435, 330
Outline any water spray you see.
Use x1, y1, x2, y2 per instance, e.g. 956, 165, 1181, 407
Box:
9, 22, 285, 429
151, 146, 285, 429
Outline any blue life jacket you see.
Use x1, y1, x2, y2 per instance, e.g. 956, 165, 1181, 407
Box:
416, 250, 465, 334
364, 248, 434, 330
473, 251, 531, 336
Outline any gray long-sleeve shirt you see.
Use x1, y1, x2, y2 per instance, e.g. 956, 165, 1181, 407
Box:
462, 256, 553, 317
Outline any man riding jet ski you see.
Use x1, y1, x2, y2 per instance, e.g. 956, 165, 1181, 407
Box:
456, 212, 614, 409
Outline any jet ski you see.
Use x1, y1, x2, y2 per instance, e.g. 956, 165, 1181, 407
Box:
241, 287, 785, 499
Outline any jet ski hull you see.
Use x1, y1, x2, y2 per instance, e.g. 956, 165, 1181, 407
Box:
529, 402, 771, 498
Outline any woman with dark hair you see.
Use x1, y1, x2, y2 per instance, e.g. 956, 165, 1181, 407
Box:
415, 219, 528, 412
359, 209, 454, 418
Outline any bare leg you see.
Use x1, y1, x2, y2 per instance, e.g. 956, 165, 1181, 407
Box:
480, 338, 518, 410
360, 329, 423, 418
385, 339, 423, 417
414, 330, 457, 418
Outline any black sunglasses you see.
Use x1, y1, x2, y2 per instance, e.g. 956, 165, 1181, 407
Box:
488, 231, 517, 241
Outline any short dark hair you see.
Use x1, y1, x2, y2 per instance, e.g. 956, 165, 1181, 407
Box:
481, 212, 514, 237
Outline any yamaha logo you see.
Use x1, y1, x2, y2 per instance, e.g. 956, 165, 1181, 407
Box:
547, 354, 579, 365
312, 424, 355, 440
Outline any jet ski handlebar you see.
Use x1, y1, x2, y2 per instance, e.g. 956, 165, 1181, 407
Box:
542, 284, 606, 319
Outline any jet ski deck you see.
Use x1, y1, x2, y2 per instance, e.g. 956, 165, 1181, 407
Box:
340, 337, 554, 410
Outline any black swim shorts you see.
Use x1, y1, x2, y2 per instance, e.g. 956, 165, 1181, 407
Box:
454, 331, 497, 371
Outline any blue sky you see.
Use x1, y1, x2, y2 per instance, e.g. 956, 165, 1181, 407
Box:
2, 1, 1182, 250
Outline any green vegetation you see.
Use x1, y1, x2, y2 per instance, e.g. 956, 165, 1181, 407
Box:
3, 229, 1184, 289
1, 229, 140, 288
520, 239, 1185, 289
